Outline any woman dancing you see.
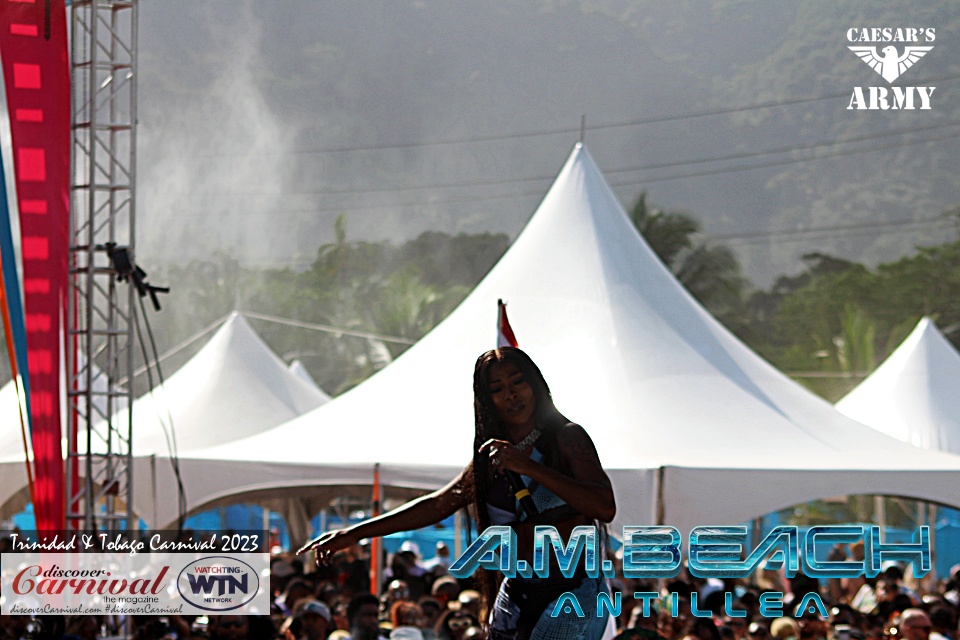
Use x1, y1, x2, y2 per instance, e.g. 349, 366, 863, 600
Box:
300, 347, 616, 639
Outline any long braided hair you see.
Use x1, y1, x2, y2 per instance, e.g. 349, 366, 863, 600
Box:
469, 347, 569, 613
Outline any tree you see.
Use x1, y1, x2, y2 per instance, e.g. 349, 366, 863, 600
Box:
626, 190, 746, 328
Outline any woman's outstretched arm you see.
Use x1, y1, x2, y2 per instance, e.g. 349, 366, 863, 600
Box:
298, 462, 473, 560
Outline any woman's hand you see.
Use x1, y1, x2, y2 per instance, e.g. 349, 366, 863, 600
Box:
479, 438, 532, 475
297, 528, 357, 565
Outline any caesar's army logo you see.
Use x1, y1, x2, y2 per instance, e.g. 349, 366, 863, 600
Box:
846, 27, 935, 110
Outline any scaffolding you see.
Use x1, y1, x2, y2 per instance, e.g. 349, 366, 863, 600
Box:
66, 0, 138, 532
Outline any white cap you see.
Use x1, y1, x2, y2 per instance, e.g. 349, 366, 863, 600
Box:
391, 628, 425, 640
399, 540, 421, 556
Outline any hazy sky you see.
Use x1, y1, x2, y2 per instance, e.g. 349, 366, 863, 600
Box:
134, 0, 960, 286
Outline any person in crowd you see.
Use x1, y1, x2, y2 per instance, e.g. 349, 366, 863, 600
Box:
429, 576, 460, 610
719, 626, 737, 640
738, 593, 761, 621
278, 578, 316, 618
626, 598, 662, 635
873, 578, 914, 622
380, 580, 413, 624
422, 542, 452, 575
297, 600, 333, 640
417, 597, 443, 636
454, 591, 480, 621
0, 615, 34, 640
433, 610, 478, 640
209, 616, 251, 640
883, 565, 919, 605
390, 601, 426, 640
679, 617, 722, 640
796, 609, 828, 640
300, 347, 616, 640
927, 606, 957, 640
770, 617, 800, 640
723, 617, 748, 640
348, 593, 386, 640
841, 543, 867, 605
329, 543, 371, 599
898, 609, 934, 640
387, 545, 427, 601
59, 616, 99, 640
748, 621, 771, 640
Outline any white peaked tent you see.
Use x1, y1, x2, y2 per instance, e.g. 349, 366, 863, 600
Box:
0, 312, 330, 518
118, 312, 330, 455
135, 144, 960, 539
289, 359, 328, 397
836, 317, 960, 454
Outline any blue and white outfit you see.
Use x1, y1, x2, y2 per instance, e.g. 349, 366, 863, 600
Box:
486, 437, 609, 640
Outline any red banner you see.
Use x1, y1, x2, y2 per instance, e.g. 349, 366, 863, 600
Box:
0, 0, 71, 530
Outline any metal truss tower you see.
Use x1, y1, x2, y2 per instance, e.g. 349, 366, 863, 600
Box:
66, 0, 138, 532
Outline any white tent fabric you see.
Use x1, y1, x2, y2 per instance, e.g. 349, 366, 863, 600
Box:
836, 317, 960, 454
0, 380, 32, 512
0, 359, 132, 519
0, 379, 31, 459
117, 312, 330, 456
288, 359, 328, 398
0, 354, 127, 457
0, 312, 330, 519
134, 144, 960, 537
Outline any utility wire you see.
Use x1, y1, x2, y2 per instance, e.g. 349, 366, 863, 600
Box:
197, 73, 960, 157
175, 118, 960, 200
714, 215, 957, 243
243, 311, 415, 345
609, 128, 960, 186
721, 217, 957, 247
122, 314, 229, 386
124, 312, 413, 392
605, 118, 960, 176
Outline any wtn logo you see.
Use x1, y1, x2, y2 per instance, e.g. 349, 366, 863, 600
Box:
177, 556, 260, 612
186, 572, 249, 596
846, 27, 936, 110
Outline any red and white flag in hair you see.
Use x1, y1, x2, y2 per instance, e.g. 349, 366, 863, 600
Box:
497, 299, 519, 348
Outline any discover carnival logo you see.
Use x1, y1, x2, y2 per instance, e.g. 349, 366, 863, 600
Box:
846, 27, 936, 110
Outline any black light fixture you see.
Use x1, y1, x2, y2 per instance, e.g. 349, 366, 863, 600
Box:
103, 242, 170, 311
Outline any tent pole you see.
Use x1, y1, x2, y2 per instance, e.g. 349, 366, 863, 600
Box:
928, 502, 937, 584
151, 455, 157, 528
874, 495, 886, 531
370, 463, 382, 596
656, 466, 665, 526
454, 509, 463, 558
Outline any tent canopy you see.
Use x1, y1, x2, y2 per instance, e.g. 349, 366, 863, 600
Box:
134, 144, 960, 537
118, 312, 330, 456
837, 317, 960, 454
0, 312, 329, 519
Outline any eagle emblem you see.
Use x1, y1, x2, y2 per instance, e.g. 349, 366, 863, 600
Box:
848, 45, 934, 83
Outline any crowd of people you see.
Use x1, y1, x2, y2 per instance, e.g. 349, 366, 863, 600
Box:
2, 537, 960, 640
